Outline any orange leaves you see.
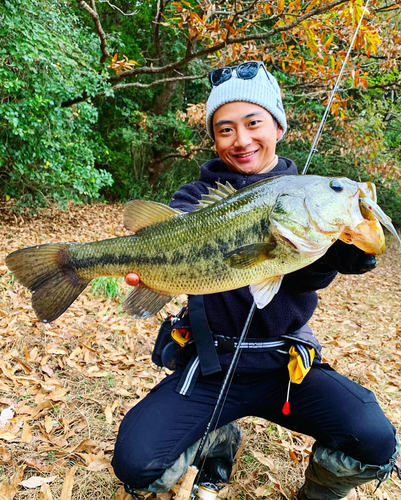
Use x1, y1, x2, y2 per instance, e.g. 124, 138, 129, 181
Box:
108, 53, 138, 75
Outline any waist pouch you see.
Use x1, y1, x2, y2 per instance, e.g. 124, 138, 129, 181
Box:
152, 305, 194, 370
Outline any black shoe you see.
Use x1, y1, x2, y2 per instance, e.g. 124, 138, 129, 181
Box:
197, 457, 233, 486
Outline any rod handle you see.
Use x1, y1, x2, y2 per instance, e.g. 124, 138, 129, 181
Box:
175, 466, 198, 500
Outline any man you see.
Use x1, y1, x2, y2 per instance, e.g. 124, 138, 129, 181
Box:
112, 61, 399, 500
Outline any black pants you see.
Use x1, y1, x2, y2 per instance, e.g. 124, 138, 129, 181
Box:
112, 363, 397, 490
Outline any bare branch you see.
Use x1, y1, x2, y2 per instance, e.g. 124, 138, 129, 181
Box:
111, 73, 208, 90
375, 1, 401, 12
76, 0, 110, 63
154, 0, 166, 64
61, 91, 90, 107
154, 147, 213, 163
98, 0, 137, 16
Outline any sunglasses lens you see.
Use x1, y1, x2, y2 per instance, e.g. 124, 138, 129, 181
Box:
210, 67, 232, 86
236, 62, 259, 79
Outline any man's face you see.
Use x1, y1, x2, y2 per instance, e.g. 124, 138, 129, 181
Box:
213, 101, 283, 175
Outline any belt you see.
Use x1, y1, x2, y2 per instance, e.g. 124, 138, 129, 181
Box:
214, 335, 289, 353
176, 335, 291, 397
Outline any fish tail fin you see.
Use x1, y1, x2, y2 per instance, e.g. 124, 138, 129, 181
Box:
5, 243, 89, 323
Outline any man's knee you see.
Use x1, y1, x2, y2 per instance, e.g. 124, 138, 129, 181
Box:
112, 441, 162, 490
341, 404, 397, 465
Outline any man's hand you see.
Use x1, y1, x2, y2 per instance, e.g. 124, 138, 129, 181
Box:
125, 272, 140, 286
321, 240, 377, 275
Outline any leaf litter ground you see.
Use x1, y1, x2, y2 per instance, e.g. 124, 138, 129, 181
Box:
0, 201, 400, 500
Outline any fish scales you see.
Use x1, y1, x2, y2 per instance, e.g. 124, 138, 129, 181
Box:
69, 178, 295, 295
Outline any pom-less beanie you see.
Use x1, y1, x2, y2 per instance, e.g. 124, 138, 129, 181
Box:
206, 63, 287, 139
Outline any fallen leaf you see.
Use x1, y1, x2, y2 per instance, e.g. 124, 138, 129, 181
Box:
39, 483, 54, 500
21, 421, 33, 443
105, 404, 113, 424
0, 431, 18, 441
113, 485, 133, 500
254, 484, 274, 497
252, 451, 277, 472
0, 446, 12, 463
60, 465, 78, 500
19, 476, 57, 489
44, 415, 53, 434
0, 465, 25, 500
0, 407, 15, 428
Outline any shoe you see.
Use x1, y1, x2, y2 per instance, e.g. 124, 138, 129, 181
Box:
197, 457, 233, 486
297, 484, 357, 500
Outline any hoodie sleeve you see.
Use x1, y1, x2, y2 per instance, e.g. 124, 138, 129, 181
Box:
169, 182, 209, 213
282, 260, 338, 294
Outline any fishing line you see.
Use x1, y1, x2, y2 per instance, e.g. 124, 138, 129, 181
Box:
302, 0, 371, 175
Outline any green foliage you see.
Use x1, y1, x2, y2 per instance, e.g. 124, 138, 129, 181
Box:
0, 0, 113, 209
90, 277, 123, 299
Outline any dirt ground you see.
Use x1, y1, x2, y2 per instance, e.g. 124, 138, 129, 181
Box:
0, 201, 400, 500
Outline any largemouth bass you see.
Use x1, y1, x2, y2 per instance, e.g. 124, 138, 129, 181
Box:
6, 175, 401, 322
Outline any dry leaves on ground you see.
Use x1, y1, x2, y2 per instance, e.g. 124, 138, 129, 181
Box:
0, 201, 400, 500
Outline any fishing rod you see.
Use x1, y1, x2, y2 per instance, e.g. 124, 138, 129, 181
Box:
303, 0, 371, 175
176, 303, 256, 500
176, 3, 371, 499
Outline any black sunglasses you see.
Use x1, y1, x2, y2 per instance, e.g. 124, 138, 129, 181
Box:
208, 61, 267, 87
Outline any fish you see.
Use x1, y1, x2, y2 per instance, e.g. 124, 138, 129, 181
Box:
5, 175, 401, 322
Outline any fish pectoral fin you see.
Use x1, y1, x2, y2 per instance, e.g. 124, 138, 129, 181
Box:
223, 242, 277, 269
123, 283, 173, 319
250, 275, 283, 309
272, 220, 326, 257
124, 200, 183, 233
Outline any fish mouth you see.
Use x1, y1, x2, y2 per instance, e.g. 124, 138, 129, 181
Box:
339, 182, 400, 255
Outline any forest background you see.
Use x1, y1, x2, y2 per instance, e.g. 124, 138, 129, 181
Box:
1, 0, 401, 225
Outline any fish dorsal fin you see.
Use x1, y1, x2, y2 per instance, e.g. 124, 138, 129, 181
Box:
195, 181, 236, 210
124, 200, 183, 233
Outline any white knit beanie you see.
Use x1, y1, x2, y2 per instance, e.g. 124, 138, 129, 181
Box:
206, 63, 287, 139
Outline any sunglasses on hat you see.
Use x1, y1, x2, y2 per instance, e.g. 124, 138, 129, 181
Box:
208, 61, 268, 87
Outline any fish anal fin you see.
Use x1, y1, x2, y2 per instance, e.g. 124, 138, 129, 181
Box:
123, 283, 173, 319
250, 275, 283, 309
124, 200, 183, 233
224, 242, 276, 269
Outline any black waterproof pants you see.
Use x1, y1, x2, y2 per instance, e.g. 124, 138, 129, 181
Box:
112, 362, 397, 490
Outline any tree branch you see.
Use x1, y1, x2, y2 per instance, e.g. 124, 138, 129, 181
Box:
98, 0, 137, 16
375, 1, 401, 12
108, 0, 349, 83
76, 0, 110, 63
154, 0, 166, 64
111, 73, 208, 90
155, 147, 213, 163
62, 0, 350, 107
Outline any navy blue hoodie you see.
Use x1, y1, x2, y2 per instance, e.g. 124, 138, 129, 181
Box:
169, 157, 338, 373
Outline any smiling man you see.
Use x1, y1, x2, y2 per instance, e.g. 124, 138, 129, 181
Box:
212, 101, 283, 175
113, 62, 399, 500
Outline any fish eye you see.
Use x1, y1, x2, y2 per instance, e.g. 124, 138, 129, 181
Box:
330, 180, 343, 192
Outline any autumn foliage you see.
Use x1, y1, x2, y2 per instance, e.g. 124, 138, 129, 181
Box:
72, 0, 401, 223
